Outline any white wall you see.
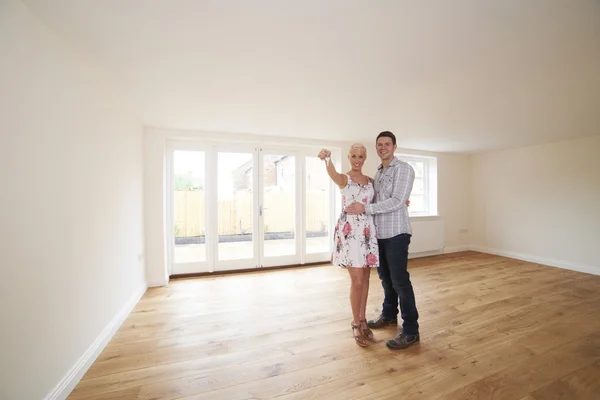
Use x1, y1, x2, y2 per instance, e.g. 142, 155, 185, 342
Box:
472, 135, 600, 274
436, 153, 472, 250
0, 1, 146, 399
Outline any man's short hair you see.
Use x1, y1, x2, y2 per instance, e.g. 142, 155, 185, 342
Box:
376, 131, 396, 146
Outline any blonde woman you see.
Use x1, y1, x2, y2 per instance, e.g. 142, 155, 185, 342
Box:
318, 144, 379, 346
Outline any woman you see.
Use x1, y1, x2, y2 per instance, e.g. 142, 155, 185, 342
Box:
318, 144, 379, 347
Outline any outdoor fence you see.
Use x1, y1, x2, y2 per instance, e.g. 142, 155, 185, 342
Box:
174, 189, 329, 237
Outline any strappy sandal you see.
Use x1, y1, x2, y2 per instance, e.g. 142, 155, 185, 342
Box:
351, 322, 369, 347
360, 319, 375, 341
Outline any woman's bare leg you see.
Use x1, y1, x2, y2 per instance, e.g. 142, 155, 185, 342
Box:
359, 269, 373, 339
348, 268, 368, 345
359, 268, 371, 321
348, 268, 365, 325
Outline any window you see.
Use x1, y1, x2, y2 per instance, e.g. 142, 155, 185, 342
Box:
395, 154, 438, 217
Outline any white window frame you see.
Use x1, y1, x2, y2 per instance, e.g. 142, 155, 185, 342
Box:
395, 153, 438, 217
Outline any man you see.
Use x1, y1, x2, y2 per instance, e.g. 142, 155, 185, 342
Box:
345, 131, 420, 350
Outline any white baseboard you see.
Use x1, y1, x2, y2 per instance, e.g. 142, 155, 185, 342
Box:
443, 245, 472, 254
147, 278, 169, 288
409, 249, 443, 259
44, 284, 147, 400
470, 245, 600, 276
408, 245, 472, 259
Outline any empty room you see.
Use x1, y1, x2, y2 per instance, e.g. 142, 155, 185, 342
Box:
2, 0, 600, 399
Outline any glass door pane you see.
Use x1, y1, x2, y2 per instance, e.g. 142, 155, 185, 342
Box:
262, 154, 296, 259
173, 150, 206, 265
217, 152, 255, 262
305, 156, 330, 254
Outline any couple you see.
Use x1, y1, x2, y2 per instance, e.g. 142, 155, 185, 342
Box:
318, 131, 419, 350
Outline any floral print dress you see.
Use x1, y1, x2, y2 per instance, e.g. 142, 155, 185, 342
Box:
331, 175, 379, 268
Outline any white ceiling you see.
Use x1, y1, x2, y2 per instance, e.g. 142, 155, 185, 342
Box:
23, 0, 600, 153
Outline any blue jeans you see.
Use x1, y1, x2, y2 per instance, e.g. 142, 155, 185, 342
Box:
377, 233, 419, 335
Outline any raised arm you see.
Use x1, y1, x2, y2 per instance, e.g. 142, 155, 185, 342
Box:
318, 149, 347, 189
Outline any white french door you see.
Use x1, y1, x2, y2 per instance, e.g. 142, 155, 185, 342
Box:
259, 149, 300, 267
168, 142, 338, 275
168, 146, 210, 274
214, 146, 259, 271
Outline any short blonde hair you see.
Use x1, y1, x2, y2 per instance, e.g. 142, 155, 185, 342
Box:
348, 143, 367, 157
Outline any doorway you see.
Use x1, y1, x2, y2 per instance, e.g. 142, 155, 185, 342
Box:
167, 142, 339, 275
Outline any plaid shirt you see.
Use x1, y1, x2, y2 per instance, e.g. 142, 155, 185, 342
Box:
365, 157, 414, 239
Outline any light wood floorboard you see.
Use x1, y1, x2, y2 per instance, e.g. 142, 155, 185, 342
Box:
68, 251, 600, 400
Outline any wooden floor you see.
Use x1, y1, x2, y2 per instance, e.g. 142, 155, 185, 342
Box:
68, 252, 600, 400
